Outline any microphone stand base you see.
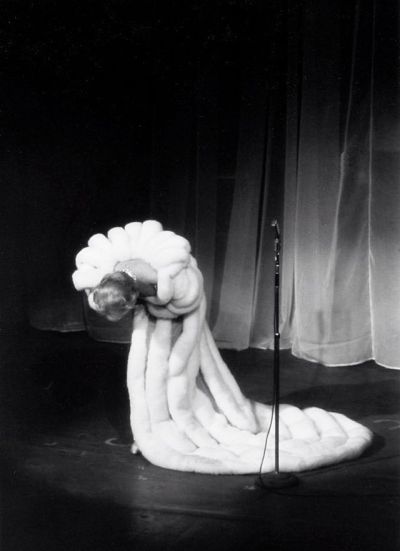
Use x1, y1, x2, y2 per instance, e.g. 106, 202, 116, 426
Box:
256, 472, 299, 490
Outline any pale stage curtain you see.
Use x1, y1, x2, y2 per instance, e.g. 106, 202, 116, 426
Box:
20, 1, 399, 369
215, 0, 400, 369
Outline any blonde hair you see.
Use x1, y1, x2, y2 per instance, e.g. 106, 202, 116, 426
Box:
92, 272, 138, 321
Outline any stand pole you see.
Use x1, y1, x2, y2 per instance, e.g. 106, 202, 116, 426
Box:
273, 225, 280, 474
257, 219, 298, 490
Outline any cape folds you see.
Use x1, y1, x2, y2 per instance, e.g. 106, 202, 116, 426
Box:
73, 220, 372, 474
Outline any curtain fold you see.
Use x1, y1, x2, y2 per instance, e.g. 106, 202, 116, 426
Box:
283, 0, 374, 365
212, 53, 267, 349
369, 0, 400, 368
277, 0, 400, 368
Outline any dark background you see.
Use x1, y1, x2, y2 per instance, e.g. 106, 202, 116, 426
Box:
1, 0, 278, 329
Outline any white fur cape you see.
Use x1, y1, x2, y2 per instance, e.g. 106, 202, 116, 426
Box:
73, 220, 372, 474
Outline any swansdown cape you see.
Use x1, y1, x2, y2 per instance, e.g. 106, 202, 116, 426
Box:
73, 220, 372, 474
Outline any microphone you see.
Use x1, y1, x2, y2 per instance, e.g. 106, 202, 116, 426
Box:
256, 217, 298, 491
271, 219, 280, 240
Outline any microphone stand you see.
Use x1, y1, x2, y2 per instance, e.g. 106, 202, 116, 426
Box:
257, 220, 298, 490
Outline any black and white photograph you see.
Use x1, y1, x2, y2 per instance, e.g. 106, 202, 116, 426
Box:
1, 1, 399, 550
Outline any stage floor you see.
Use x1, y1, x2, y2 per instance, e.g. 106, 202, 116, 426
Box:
1, 329, 399, 551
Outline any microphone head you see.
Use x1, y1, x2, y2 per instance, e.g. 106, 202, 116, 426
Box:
271, 219, 280, 239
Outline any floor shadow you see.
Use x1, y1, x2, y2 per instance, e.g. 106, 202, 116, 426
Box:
1, 467, 135, 551
1, 337, 132, 443
282, 380, 400, 418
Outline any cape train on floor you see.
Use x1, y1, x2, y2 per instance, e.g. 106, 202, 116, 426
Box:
72, 220, 372, 474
